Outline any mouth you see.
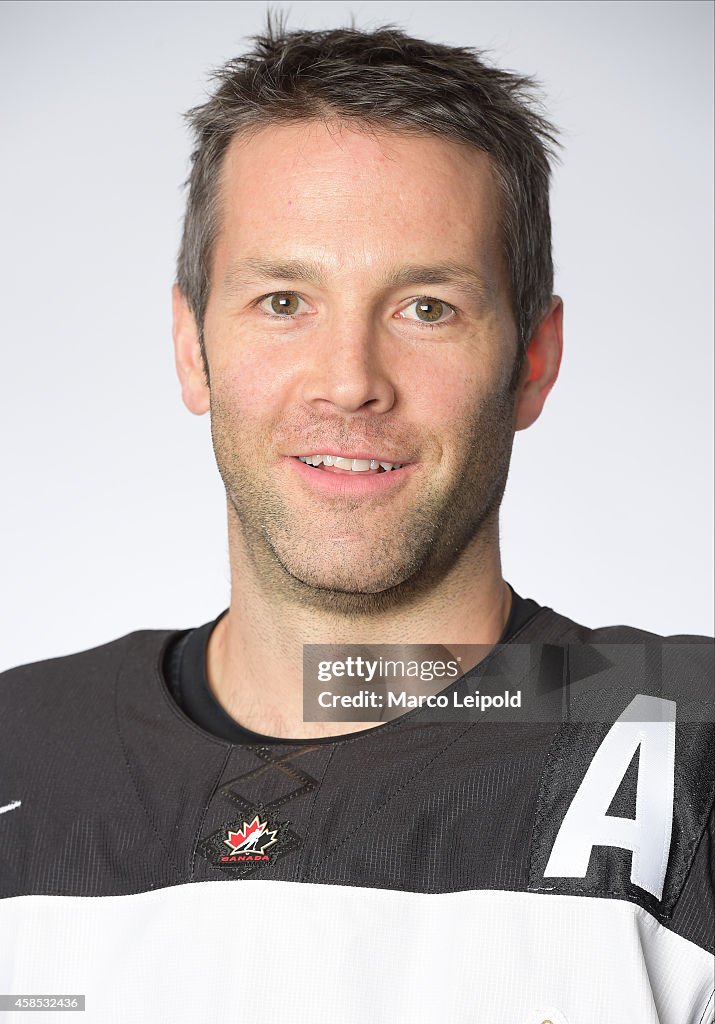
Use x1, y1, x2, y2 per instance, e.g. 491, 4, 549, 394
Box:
295, 454, 407, 475
286, 452, 417, 494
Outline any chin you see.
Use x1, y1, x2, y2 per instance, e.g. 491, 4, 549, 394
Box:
275, 552, 440, 616
290, 564, 408, 595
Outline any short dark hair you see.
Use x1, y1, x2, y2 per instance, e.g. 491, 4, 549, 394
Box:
176, 10, 559, 383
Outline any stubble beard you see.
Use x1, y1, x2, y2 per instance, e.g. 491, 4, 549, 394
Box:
209, 378, 518, 618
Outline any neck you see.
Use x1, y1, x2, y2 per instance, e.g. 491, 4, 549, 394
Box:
206, 511, 512, 740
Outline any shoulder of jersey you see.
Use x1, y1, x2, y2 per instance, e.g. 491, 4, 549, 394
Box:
523, 607, 713, 707
0, 628, 176, 739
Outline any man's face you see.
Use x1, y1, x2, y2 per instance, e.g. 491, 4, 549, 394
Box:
195, 121, 523, 612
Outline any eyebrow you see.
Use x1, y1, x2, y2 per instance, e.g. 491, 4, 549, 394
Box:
220, 257, 492, 300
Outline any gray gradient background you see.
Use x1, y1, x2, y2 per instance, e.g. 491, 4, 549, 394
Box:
1, 0, 713, 671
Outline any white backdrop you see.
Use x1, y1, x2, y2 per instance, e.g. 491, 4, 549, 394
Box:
1, 0, 713, 671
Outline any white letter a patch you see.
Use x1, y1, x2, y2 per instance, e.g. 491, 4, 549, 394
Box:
544, 694, 676, 899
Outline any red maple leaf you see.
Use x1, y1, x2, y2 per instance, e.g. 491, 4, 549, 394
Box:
225, 816, 265, 850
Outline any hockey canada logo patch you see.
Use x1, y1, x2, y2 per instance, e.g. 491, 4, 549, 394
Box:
220, 815, 279, 863
198, 811, 300, 875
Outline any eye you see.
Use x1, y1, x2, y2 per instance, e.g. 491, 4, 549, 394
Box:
257, 292, 309, 317
397, 297, 457, 327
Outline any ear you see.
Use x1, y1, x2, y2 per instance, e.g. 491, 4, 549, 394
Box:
172, 283, 210, 415
514, 296, 563, 431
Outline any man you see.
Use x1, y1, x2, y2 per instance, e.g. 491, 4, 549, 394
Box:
1, 15, 712, 1024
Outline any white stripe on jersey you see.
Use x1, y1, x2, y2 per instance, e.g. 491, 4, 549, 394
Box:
1, 881, 713, 1023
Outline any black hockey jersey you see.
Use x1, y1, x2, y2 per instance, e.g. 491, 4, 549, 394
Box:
1, 604, 713, 1023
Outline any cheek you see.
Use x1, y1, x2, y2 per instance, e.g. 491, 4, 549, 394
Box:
210, 338, 282, 413
208, 353, 300, 460
212, 315, 303, 393
408, 383, 457, 428
208, 369, 265, 447
404, 356, 481, 426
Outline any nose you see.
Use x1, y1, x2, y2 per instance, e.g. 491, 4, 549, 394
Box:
300, 315, 396, 415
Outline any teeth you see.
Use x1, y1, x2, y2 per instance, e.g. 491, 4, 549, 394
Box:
297, 455, 405, 472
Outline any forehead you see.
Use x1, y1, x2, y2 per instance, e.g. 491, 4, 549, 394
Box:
214, 120, 503, 284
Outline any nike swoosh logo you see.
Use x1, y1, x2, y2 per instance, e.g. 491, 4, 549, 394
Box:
0, 800, 21, 815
